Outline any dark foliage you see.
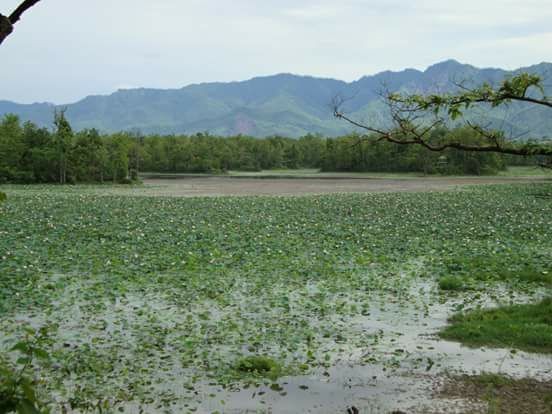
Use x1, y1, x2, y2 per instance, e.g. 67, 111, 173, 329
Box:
0, 114, 519, 184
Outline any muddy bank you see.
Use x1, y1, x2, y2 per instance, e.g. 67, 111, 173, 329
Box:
130, 176, 549, 197
437, 375, 552, 414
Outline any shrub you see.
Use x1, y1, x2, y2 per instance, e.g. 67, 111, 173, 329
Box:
118, 177, 133, 185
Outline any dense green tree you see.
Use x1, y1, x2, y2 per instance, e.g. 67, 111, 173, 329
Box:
128, 133, 146, 180
296, 134, 325, 168
0, 114, 25, 182
21, 121, 57, 182
53, 110, 73, 184
104, 134, 130, 183
70, 129, 105, 182
0, 112, 525, 184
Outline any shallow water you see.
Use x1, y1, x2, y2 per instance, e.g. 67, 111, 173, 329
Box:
189, 283, 551, 414
5, 275, 549, 413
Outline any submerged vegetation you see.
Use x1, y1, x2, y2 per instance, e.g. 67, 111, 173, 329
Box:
0, 183, 551, 411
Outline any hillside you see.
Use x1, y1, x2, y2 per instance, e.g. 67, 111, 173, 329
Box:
1, 60, 551, 138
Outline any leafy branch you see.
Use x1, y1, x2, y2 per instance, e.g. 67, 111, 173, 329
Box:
1, 326, 52, 414
334, 73, 552, 160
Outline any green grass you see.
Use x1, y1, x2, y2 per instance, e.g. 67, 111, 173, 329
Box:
438, 275, 468, 291
232, 355, 284, 381
438, 260, 552, 290
141, 165, 552, 180
498, 165, 552, 177
1, 183, 551, 410
440, 298, 552, 353
502, 266, 552, 284
227, 169, 428, 179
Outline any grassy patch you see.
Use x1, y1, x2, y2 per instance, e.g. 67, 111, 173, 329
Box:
438, 262, 551, 293
438, 275, 468, 291
498, 165, 552, 177
508, 266, 552, 284
232, 355, 284, 381
440, 298, 552, 353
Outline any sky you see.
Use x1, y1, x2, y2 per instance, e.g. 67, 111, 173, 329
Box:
1, 0, 551, 104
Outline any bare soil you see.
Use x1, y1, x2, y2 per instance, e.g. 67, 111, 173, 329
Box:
436, 375, 552, 414
136, 176, 548, 197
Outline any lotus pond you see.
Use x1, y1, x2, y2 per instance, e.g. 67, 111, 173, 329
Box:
1, 183, 551, 413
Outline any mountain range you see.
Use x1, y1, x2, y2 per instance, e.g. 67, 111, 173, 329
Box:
1, 59, 551, 138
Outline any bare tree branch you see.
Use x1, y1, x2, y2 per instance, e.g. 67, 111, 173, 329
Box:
9, 0, 41, 23
0, 14, 13, 44
0, 0, 41, 46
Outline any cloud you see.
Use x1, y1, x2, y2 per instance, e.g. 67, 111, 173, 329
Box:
0, 0, 550, 103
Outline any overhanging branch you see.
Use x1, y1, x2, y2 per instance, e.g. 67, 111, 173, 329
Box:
0, 0, 41, 45
333, 109, 552, 157
333, 72, 552, 159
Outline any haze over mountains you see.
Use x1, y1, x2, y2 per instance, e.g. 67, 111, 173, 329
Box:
1, 60, 551, 138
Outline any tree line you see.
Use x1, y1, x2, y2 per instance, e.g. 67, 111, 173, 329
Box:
0, 113, 541, 184
0, 113, 134, 184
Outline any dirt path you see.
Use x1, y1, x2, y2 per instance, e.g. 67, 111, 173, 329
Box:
136, 176, 549, 197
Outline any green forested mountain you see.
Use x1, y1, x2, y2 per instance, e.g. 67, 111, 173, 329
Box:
1, 60, 551, 138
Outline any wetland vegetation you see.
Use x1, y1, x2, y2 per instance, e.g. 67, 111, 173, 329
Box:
1, 182, 551, 412
440, 297, 552, 354
2, 2, 552, 413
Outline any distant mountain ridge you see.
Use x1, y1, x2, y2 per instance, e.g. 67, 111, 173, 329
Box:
1, 60, 551, 138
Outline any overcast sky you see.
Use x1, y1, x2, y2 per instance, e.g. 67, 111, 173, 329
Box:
1, 0, 551, 104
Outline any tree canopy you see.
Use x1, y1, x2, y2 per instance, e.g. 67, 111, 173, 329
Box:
0, 112, 521, 184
